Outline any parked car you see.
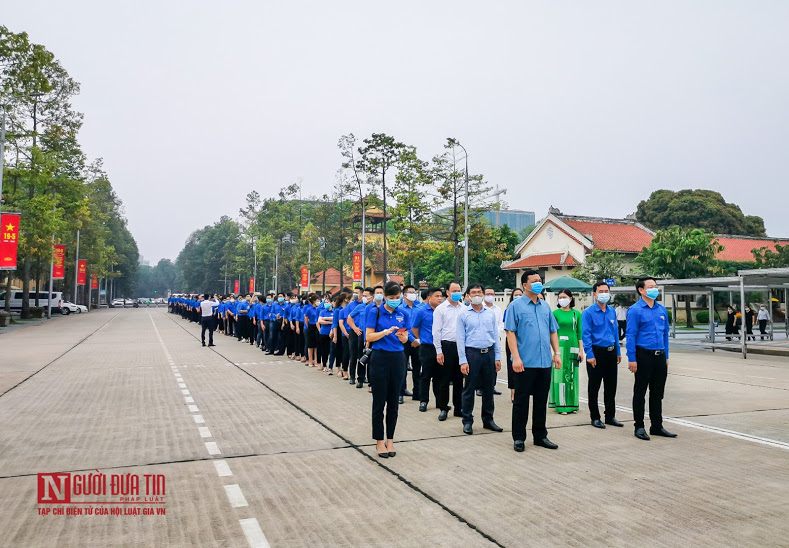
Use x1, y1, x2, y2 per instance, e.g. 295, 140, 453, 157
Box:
0, 291, 63, 313
111, 298, 125, 308
61, 301, 88, 314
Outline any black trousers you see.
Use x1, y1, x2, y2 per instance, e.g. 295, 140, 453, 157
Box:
402, 343, 422, 398
418, 344, 445, 408
633, 347, 668, 430
369, 350, 406, 440
318, 334, 331, 366
236, 315, 249, 341
587, 346, 618, 421
512, 367, 551, 442
294, 323, 304, 356
268, 321, 281, 353
759, 319, 768, 339
618, 320, 627, 341
461, 347, 495, 426
225, 316, 234, 336
284, 322, 294, 354
356, 335, 368, 383
200, 317, 215, 345
341, 336, 351, 371
505, 340, 514, 389
440, 340, 463, 413
276, 321, 288, 354
348, 331, 360, 380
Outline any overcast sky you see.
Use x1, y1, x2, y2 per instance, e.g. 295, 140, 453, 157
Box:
6, 1, 789, 263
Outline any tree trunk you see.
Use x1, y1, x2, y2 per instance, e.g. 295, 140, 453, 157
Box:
4, 271, 11, 312
21, 255, 31, 318
685, 299, 694, 328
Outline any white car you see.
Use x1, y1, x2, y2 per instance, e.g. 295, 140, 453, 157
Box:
61, 301, 88, 315
111, 298, 125, 308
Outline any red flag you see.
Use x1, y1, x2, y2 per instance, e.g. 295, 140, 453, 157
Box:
249, 277, 255, 293
91, 274, 98, 290
53, 245, 66, 279
0, 213, 21, 270
301, 266, 309, 289
353, 252, 362, 282
77, 260, 87, 285
234, 280, 240, 294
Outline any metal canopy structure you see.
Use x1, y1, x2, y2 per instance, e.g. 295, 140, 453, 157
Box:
609, 268, 789, 359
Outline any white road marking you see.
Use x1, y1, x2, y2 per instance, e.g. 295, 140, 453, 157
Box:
181, 389, 190, 395
495, 378, 789, 451
193, 414, 205, 424
224, 484, 249, 508
198, 426, 212, 438
205, 442, 221, 455
178, 382, 187, 389
184, 396, 194, 403
188, 404, 199, 412
239, 518, 270, 548
213, 460, 233, 477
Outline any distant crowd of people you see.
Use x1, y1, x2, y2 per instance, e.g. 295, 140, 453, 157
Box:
725, 304, 772, 341
168, 271, 676, 456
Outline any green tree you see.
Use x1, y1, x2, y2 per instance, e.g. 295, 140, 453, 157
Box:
752, 243, 789, 268
637, 227, 725, 327
636, 189, 766, 236
572, 249, 631, 285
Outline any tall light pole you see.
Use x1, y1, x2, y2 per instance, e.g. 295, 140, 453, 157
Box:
448, 138, 470, 291
252, 236, 257, 294
73, 229, 80, 304
0, 107, 6, 214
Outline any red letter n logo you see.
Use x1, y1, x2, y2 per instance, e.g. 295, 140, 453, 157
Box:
38, 473, 71, 503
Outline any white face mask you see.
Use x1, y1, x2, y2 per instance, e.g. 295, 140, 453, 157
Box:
470, 296, 484, 306
484, 295, 494, 304
558, 297, 571, 308
405, 293, 417, 302
374, 294, 383, 302
362, 296, 370, 304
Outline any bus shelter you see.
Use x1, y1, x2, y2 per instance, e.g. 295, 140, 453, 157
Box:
608, 268, 789, 359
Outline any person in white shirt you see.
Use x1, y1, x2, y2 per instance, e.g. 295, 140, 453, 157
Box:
432, 281, 466, 421
199, 293, 218, 347
615, 304, 628, 341
756, 304, 770, 340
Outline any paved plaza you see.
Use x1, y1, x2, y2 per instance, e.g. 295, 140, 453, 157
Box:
1, 308, 788, 547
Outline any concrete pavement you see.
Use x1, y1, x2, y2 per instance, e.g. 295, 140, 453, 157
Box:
0, 308, 788, 547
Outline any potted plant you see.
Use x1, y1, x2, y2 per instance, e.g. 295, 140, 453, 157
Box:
0, 310, 11, 328
30, 306, 44, 318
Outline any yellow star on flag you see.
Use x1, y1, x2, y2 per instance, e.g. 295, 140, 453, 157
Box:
5, 223, 15, 231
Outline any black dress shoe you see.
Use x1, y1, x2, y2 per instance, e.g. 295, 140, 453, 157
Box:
403, 389, 413, 397
493, 389, 502, 395
377, 452, 389, 459
388, 451, 396, 457
202, 342, 206, 347
605, 417, 624, 427
355, 381, 363, 388
591, 419, 605, 429
398, 396, 404, 404
419, 402, 428, 412
463, 423, 473, 435
475, 389, 483, 397
534, 438, 558, 449
483, 421, 503, 432
208, 343, 215, 347
634, 427, 650, 440
650, 427, 677, 438
438, 410, 448, 421
513, 440, 525, 452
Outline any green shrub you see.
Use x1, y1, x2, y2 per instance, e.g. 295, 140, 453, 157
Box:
30, 307, 44, 318
666, 310, 672, 325
696, 310, 709, 323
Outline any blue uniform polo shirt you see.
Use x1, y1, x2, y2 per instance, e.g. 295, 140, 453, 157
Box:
581, 302, 621, 360
366, 304, 409, 352
504, 296, 558, 368
411, 305, 435, 346
304, 304, 319, 326
318, 307, 333, 335
626, 298, 670, 359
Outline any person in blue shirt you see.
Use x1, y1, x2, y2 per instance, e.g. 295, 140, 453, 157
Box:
503, 288, 524, 402
317, 296, 334, 371
339, 292, 357, 381
304, 294, 320, 366
235, 295, 251, 342
505, 269, 561, 453
582, 281, 622, 429
365, 281, 410, 458
401, 284, 422, 402
457, 284, 503, 435
248, 297, 261, 346
412, 287, 445, 416
266, 293, 285, 355
626, 277, 676, 441
288, 296, 302, 360
281, 294, 293, 356
347, 287, 373, 388
328, 293, 348, 377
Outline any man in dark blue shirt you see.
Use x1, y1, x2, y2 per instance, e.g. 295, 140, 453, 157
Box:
412, 287, 445, 417
626, 277, 676, 441
581, 281, 622, 429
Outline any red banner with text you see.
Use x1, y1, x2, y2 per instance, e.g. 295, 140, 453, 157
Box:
53, 245, 66, 279
234, 280, 240, 294
301, 266, 309, 289
0, 213, 21, 270
77, 260, 87, 285
249, 277, 255, 294
91, 274, 98, 290
353, 252, 362, 282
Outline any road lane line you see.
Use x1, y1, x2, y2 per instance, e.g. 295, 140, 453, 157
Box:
188, 404, 199, 412
213, 460, 233, 477
198, 427, 212, 438
184, 396, 194, 403
193, 414, 205, 424
205, 442, 221, 455
239, 518, 270, 548
178, 382, 187, 389
181, 389, 190, 395
224, 484, 249, 507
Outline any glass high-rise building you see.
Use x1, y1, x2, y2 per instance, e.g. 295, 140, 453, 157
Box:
482, 209, 535, 233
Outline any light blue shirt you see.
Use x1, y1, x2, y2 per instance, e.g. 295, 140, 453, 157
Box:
456, 305, 501, 364
504, 297, 558, 368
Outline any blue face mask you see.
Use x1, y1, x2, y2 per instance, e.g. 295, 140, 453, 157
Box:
386, 298, 401, 309
266, 298, 272, 304
529, 282, 543, 294
597, 293, 611, 304
513, 295, 521, 300
324, 302, 332, 309
374, 294, 384, 302
645, 288, 660, 300
278, 297, 284, 303
450, 292, 463, 302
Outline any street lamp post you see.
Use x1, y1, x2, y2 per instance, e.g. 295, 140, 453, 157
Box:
448, 138, 470, 291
